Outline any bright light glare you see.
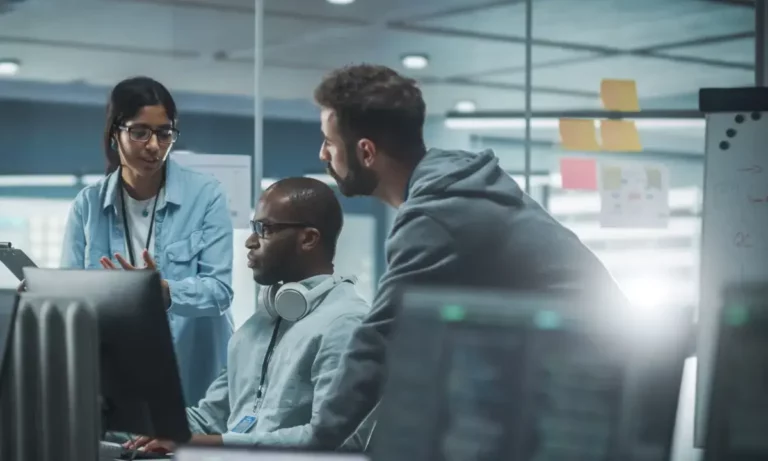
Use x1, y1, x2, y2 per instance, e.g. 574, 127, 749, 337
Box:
0, 60, 20, 77
454, 100, 477, 113
0, 175, 77, 186
327, 0, 355, 4
401, 54, 429, 70
622, 276, 672, 309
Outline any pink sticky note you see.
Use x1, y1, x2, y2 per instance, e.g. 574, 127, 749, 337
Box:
560, 157, 598, 190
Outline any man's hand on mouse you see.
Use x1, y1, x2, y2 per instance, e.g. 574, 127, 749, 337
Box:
125, 434, 223, 452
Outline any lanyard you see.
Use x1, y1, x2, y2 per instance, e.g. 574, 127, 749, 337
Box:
119, 171, 163, 266
255, 318, 282, 407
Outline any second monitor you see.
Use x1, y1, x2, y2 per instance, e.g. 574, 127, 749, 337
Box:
23, 268, 190, 443
372, 287, 692, 461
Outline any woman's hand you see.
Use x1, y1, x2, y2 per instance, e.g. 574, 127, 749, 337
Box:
100, 250, 171, 308
100, 249, 156, 271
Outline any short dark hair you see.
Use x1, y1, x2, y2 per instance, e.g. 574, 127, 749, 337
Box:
104, 77, 177, 174
314, 63, 426, 166
267, 177, 344, 259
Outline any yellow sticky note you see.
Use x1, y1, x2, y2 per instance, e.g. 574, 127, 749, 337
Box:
600, 120, 643, 152
600, 79, 640, 112
558, 118, 600, 151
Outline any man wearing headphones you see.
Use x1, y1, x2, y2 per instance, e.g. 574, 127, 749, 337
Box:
127, 177, 372, 452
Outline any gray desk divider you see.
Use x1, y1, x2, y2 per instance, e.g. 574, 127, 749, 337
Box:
0, 294, 101, 461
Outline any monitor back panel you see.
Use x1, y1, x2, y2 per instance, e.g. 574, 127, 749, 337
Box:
0, 289, 18, 381
705, 282, 768, 461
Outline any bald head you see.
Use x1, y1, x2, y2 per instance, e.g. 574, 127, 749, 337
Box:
263, 177, 343, 259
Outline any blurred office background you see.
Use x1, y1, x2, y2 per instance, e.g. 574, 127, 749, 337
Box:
0, 0, 755, 323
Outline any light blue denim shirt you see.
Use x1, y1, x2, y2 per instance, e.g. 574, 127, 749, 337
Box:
60, 157, 235, 405
185, 275, 373, 449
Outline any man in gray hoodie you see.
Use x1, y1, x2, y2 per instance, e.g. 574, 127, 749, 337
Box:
310, 64, 626, 449
127, 177, 372, 453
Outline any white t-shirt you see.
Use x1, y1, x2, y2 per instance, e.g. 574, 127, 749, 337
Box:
121, 190, 162, 266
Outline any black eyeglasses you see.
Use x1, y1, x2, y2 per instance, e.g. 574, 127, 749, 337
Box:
250, 220, 312, 238
118, 124, 180, 145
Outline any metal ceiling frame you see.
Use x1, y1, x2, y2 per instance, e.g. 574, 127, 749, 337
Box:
0, 0, 755, 108
386, 22, 754, 70
473, 134, 706, 162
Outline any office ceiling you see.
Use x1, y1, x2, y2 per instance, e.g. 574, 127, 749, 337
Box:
0, 0, 755, 116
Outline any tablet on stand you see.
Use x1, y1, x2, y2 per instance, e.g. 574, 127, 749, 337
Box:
0, 243, 38, 281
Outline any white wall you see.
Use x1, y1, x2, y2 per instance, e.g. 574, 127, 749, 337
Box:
424, 116, 472, 151
335, 214, 376, 304
230, 228, 257, 329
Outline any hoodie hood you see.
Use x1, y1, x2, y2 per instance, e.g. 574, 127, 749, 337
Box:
407, 148, 524, 207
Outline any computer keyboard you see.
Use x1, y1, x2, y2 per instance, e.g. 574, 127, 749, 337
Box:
99, 440, 173, 460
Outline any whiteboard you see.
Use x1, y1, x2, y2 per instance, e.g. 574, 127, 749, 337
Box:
696, 109, 768, 446
335, 214, 376, 303
172, 151, 252, 229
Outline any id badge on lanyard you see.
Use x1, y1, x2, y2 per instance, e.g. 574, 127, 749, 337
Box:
232, 415, 257, 433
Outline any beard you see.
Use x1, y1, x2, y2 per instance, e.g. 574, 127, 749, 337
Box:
252, 244, 299, 286
253, 268, 280, 286
326, 146, 379, 197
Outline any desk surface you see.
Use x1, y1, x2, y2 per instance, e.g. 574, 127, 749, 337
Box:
100, 457, 173, 461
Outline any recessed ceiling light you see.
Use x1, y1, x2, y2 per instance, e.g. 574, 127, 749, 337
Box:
326, 0, 355, 4
401, 54, 429, 70
454, 100, 477, 113
0, 59, 20, 76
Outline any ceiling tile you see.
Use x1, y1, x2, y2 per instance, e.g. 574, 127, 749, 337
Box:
264, 29, 596, 79
0, 41, 255, 96
263, 15, 359, 48
410, 0, 753, 51
0, 0, 756, 118
264, 0, 507, 23
654, 37, 755, 66
0, 1, 254, 55
473, 55, 754, 99
420, 82, 599, 113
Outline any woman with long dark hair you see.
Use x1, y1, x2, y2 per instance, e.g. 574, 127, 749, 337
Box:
61, 76, 234, 404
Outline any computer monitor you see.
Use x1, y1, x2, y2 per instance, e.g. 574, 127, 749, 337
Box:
371, 287, 691, 461
704, 282, 768, 461
0, 289, 18, 382
23, 267, 190, 442
0, 289, 19, 458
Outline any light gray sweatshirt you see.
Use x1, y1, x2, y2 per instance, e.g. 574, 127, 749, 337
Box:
185, 274, 372, 449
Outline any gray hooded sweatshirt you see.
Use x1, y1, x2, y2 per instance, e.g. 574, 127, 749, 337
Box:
308, 148, 626, 448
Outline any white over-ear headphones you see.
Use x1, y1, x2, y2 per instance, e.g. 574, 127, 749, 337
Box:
259, 275, 357, 322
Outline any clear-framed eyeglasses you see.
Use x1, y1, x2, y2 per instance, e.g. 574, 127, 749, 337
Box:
118, 124, 180, 145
